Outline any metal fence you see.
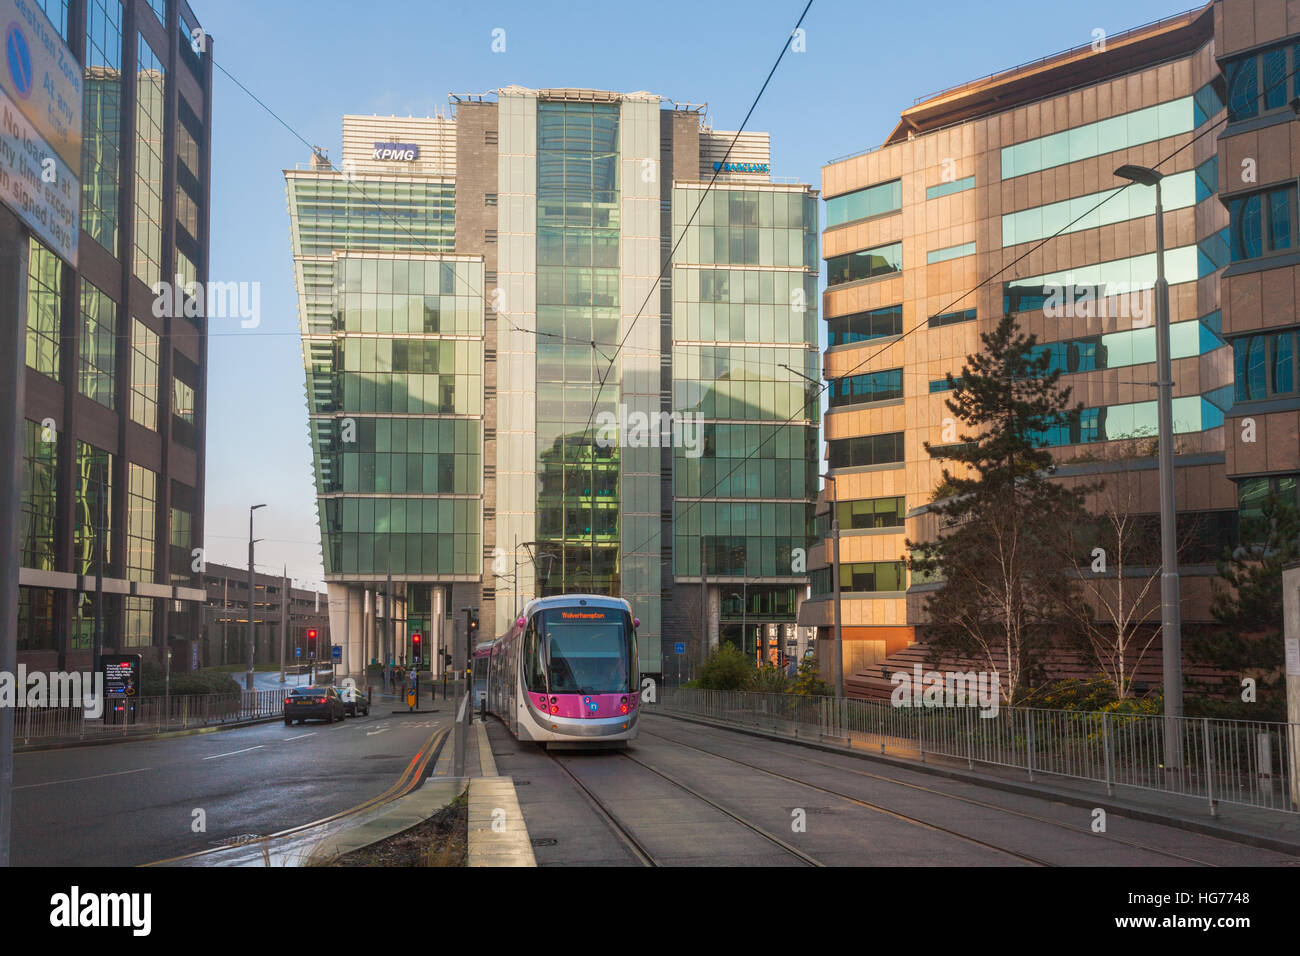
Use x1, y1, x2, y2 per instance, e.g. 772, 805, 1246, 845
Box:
13, 689, 289, 744
659, 687, 1300, 816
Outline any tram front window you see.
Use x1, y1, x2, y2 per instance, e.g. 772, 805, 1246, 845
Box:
537, 609, 632, 695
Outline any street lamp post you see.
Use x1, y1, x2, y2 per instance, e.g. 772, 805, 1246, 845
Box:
246, 504, 266, 692
1115, 164, 1182, 769
824, 475, 843, 700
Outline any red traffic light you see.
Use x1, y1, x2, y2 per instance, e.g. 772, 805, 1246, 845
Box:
307, 629, 317, 640
412, 633, 421, 644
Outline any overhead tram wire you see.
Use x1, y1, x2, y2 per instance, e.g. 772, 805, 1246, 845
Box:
570, 0, 818, 463
612, 57, 1300, 569
75, 55, 659, 351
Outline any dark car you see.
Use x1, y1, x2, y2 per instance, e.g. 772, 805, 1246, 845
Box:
284, 686, 345, 725
338, 684, 370, 717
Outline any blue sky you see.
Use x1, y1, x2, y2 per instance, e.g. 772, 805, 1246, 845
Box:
198, 0, 1191, 589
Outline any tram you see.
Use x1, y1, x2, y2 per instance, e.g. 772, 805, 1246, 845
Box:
485, 594, 639, 747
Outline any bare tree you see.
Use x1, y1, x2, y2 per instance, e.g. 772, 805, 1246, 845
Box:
1060, 443, 1161, 699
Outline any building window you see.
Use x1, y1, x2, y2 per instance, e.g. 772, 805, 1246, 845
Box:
174, 376, 196, 422
1229, 185, 1296, 262
79, 278, 118, 409
1003, 169, 1197, 248
836, 496, 906, 530
130, 318, 161, 429
827, 304, 902, 346
133, 35, 166, 289
1224, 42, 1299, 122
826, 242, 902, 287
1238, 473, 1298, 527
1001, 94, 1208, 180
32, 0, 69, 39
81, 0, 122, 255
19, 588, 57, 652
170, 507, 191, 549
21, 420, 58, 571
811, 561, 907, 595
926, 176, 974, 200
126, 462, 157, 582
929, 308, 976, 328
825, 179, 900, 228
927, 241, 976, 264
828, 432, 904, 469
828, 368, 903, 407
74, 442, 113, 577
25, 237, 62, 380
1233, 329, 1298, 401
147, 0, 166, 26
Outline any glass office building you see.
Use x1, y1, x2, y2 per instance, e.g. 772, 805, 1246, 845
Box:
17, 0, 212, 669
291, 91, 819, 678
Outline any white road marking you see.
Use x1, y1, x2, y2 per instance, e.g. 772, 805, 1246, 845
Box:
365, 727, 389, 737
203, 745, 264, 760
15, 767, 151, 790
283, 733, 316, 741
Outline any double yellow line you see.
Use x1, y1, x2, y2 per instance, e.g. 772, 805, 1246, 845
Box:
142, 723, 451, 866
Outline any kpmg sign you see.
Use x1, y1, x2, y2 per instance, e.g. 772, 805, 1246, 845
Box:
713, 161, 769, 174
0, 0, 81, 263
372, 141, 419, 161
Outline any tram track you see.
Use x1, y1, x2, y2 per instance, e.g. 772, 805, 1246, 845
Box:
642, 719, 1223, 867
543, 746, 822, 866
635, 726, 1055, 866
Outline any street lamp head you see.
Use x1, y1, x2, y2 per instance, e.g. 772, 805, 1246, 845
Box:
251, 503, 267, 511
1114, 164, 1163, 187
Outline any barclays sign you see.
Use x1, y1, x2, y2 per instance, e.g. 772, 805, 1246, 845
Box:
373, 142, 419, 161
714, 161, 769, 174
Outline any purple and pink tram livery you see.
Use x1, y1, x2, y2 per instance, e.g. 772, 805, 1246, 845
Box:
485, 594, 640, 747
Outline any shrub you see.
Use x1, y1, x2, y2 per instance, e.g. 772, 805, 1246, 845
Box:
789, 657, 831, 696
697, 643, 755, 690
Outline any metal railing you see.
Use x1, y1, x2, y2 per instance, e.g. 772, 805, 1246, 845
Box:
13, 689, 290, 743
659, 688, 1299, 816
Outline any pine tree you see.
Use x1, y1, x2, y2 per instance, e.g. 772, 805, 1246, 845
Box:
1189, 491, 1299, 718
907, 314, 1089, 705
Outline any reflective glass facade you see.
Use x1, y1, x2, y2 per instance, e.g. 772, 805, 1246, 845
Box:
1000, 91, 1218, 179
26, 237, 62, 380
287, 164, 481, 581
826, 179, 900, 227
79, 278, 117, 409
671, 183, 818, 580
133, 35, 165, 289
535, 102, 621, 594
1002, 169, 1198, 247
82, 0, 122, 255
21, 421, 58, 572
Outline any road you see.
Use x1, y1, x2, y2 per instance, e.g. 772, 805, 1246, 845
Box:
489, 712, 1300, 867
11, 706, 449, 866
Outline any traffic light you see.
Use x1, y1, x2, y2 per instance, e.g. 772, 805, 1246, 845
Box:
307, 628, 318, 659
411, 633, 422, 664
444, 651, 452, 667
468, 611, 479, 636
